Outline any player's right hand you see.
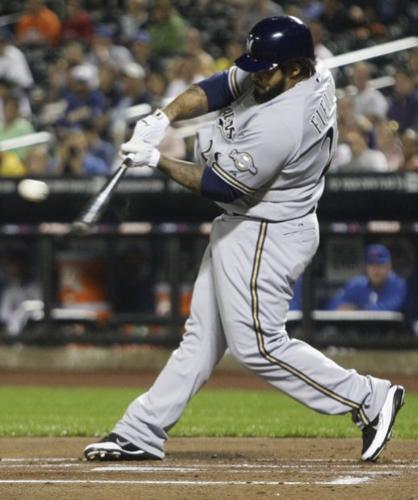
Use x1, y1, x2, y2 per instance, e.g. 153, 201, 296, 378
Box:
120, 139, 160, 168
127, 109, 170, 147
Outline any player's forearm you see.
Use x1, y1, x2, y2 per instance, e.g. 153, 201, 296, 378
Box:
157, 154, 204, 193
162, 85, 209, 123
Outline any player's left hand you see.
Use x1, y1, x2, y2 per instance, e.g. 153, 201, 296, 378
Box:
120, 139, 160, 168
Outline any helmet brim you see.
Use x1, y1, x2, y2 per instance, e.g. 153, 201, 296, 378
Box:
234, 54, 278, 73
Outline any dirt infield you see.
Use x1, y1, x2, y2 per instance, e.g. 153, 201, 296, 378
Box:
0, 437, 417, 499
1, 370, 417, 498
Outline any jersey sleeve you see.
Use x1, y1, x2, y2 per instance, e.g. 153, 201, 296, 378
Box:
197, 66, 252, 111
200, 166, 244, 202
227, 66, 252, 99
208, 121, 296, 196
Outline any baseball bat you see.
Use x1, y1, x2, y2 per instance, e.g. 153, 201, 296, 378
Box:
71, 158, 132, 235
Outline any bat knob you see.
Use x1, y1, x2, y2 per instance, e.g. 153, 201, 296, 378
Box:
71, 221, 90, 236
123, 157, 133, 167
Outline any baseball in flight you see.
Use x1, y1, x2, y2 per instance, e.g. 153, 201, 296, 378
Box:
17, 179, 50, 202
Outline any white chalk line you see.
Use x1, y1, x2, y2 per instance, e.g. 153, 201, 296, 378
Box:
0, 480, 282, 486
0, 463, 84, 469
2, 457, 418, 465
0, 464, 402, 482
284, 476, 371, 486
0, 461, 416, 471
0, 459, 410, 488
1, 457, 417, 465
0, 458, 79, 462
93, 466, 199, 473
90, 463, 418, 471
0, 475, 389, 486
90, 465, 401, 476
0, 457, 411, 487
255, 458, 417, 464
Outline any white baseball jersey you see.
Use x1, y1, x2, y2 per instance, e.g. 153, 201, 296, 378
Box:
112, 64, 391, 460
195, 66, 338, 221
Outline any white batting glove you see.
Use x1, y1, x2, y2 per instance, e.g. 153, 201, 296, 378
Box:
128, 109, 170, 146
121, 139, 161, 168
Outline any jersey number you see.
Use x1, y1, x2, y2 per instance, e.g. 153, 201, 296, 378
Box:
319, 126, 335, 179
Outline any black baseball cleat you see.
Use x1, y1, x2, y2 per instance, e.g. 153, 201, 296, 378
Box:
361, 385, 405, 462
84, 433, 160, 461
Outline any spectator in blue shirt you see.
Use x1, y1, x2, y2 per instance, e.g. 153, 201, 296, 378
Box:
59, 64, 107, 129
327, 244, 407, 312
51, 128, 108, 176
84, 119, 116, 167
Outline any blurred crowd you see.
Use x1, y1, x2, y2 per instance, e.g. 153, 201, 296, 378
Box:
0, 0, 417, 178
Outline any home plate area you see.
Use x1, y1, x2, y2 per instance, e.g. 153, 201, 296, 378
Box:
0, 438, 417, 499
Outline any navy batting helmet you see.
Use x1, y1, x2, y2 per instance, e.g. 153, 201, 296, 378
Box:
235, 16, 315, 73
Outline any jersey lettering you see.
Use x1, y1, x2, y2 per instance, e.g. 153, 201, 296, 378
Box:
196, 67, 338, 221
200, 140, 213, 163
319, 126, 336, 179
310, 83, 334, 134
218, 106, 236, 141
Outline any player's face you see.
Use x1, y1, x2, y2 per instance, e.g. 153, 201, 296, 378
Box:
251, 67, 286, 103
366, 263, 391, 289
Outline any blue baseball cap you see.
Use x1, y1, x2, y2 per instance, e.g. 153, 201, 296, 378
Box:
365, 244, 391, 265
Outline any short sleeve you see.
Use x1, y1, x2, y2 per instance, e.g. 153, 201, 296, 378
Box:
197, 66, 252, 111
227, 66, 252, 99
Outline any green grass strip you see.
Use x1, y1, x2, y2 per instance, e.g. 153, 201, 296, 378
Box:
0, 386, 416, 439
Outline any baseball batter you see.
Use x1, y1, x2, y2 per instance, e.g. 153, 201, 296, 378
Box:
84, 16, 405, 463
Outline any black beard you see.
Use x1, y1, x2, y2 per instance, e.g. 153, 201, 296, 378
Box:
253, 79, 286, 104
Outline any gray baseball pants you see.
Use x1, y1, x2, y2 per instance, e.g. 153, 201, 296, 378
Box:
113, 212, 390, 458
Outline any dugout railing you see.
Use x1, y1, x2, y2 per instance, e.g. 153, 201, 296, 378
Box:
0, 172, 417, 348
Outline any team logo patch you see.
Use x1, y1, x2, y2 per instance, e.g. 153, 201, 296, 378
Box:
246, 36, 254, 53
229, 149, 257, 175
